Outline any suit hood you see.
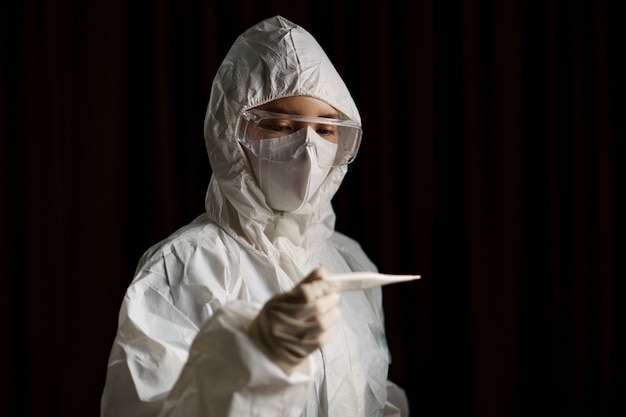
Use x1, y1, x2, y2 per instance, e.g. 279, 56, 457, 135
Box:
203, 15, 360, 279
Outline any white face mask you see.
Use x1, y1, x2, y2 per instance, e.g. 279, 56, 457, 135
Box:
247, 126, 336, 212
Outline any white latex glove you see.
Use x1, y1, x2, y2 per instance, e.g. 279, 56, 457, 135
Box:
248, 268, 341, 373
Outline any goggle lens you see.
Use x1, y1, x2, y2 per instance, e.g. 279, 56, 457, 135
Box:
237, 109, 362, 167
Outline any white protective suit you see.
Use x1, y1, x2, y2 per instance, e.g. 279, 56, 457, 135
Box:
101, 15, 409, 417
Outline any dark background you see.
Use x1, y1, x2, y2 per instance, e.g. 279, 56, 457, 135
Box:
1, 1, 622, 416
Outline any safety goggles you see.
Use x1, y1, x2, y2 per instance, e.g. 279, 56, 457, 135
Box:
237, 109, 362, 167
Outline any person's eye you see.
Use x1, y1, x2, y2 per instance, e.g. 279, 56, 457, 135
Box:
260, 121, 292, 133
316, 125, 337, 137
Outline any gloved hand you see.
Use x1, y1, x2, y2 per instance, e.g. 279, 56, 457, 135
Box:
248, 268, 341, 373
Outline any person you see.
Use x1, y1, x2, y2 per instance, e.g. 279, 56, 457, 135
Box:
100, 15, 409, 417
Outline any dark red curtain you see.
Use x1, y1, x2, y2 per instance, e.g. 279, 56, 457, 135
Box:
1, 1, 622, 416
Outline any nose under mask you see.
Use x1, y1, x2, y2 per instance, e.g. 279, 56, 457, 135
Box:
246, 126, 336, 212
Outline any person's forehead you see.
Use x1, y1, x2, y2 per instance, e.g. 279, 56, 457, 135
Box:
255, 96, 339, 118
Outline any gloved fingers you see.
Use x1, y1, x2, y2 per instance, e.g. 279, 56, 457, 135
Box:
273, 328, 323, 350
293, 296, 341, 337
299, 279, 340, 303
315, 301, 341, 330
271, 267, 339, 307
299, 267, 327, 284
267, 291, 340, 326
273, 326, 336, 363
294, 267, 339, 300
262, 298, 316, 323
278, 323, 337, 353
270, 303, 341, 338
311, 292, 340, 315
247, 268, 343, 372
272, 338, 315, 365
250, 319, 312, 366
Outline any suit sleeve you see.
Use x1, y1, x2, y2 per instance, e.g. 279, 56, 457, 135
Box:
101, 278, 313, 417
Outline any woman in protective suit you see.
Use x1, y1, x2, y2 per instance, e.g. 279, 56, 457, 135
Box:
101, 15, 409, 417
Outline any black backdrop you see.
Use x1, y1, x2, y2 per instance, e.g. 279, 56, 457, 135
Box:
1, 1, 622, 416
